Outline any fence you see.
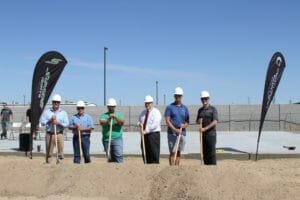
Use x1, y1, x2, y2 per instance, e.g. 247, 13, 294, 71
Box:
5, 104, 300, 132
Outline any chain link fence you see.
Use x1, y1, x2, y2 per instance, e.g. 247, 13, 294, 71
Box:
6, 104, 300, 132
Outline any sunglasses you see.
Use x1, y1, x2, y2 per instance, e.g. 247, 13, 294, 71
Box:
52, 101, 60, 104
201, 98, 209, 101
77, 107, 84, 110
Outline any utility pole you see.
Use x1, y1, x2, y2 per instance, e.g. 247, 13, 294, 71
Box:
104, 47, 108, 106
156, 81, 158, 105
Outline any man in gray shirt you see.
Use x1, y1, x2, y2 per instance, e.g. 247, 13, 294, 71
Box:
196, 91, 218, 165
1, 103, 13, 139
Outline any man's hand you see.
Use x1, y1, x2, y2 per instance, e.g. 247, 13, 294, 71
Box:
200, 127, 207, 133
109, 113, 115, 119
76, 124, 82, 131
51, 115, 57, 124
180, 123, 187, 129
174, 128, 181, 135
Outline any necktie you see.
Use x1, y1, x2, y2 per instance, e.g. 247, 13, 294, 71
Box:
143, 110, 149, 131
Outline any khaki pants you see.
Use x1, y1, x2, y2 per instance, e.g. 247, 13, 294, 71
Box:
45, 133, 64, 161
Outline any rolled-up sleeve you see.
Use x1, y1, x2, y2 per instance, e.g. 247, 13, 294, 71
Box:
58, 111, 69, 128
89, 115, 94, 129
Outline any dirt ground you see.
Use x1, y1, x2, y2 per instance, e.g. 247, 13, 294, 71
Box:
0, 156, 299, 200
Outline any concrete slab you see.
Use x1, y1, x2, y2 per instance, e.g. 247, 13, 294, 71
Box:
0, 131, 299, 156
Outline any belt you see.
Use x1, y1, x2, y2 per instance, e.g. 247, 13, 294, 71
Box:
47, 132, 63, 135
145, 131, 160, 135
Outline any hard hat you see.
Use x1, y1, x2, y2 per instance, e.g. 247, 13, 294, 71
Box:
201, 91, 210, 98
174, 87, 184, 95
107, 98, 117, 106
144, 95, 154, 103
76, 100, 85, 107
52, 94, 62, 102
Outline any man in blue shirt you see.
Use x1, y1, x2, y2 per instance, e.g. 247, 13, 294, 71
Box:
69, 100, 94, 164
40, 94, 69, 163
165, 87, 189, 166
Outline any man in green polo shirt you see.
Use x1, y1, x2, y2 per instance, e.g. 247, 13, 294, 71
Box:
100, 98, 125, 163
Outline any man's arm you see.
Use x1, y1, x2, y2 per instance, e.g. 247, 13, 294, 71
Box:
202, 120, 218, 132
165, 116, 181, 135
113, 114, 124, 126
61, 112, 69, 127
40, 111, 50, 126
181, 107, 189, 129
68, 117, 76, 130
202, 107, 218, 132
100, 119, 108, 125
100, 113, 109, 126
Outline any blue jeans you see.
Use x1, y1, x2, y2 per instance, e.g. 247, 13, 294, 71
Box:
73, 134, 91, 164
103, 137, 123, 163
1, 121, 9, 138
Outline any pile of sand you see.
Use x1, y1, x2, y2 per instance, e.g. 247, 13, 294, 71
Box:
0, 156, 299, 200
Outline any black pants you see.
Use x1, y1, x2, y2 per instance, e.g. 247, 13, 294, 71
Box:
202, 132, 217, 165
141, 132, 160, 164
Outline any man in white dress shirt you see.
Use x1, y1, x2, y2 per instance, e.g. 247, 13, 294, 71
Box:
138, 95, 162, 164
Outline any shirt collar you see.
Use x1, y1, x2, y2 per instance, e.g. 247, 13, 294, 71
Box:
147, 107, 154, 112
203, 104, 211, 110
50, 107, 61, 112
172, 102, 183, 107
76, 113, 85, 117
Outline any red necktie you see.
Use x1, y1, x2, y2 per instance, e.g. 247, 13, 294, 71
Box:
143, 110, 149, 131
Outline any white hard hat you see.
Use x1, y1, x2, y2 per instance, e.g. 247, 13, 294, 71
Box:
174, 87, 184, 95
76, 100, 85, 107
107, 98, 117, 106
201, 90, 210, 98
144, 95, 154, 103
52, 94, 62, 102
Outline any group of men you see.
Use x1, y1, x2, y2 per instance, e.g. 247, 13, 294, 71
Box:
10, 86, 217, 165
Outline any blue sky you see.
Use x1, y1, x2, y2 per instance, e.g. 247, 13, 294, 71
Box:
0, 0, 299, 106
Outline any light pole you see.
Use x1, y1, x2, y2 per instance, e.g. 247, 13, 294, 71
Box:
163, 94, 166, 105
104, 47, 108, 106
156, 81, 158, 105
23, 94, 26, 106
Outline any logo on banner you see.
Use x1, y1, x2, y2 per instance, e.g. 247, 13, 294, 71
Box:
38, 68, 51, 108
45, 58, 63, 65
276, 57, 282, 67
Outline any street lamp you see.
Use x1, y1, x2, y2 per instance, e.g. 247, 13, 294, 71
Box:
104, 47, 108, 106
156, 81, 158, 105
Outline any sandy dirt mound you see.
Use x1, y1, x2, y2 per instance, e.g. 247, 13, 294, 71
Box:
0, 156, 299, 200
